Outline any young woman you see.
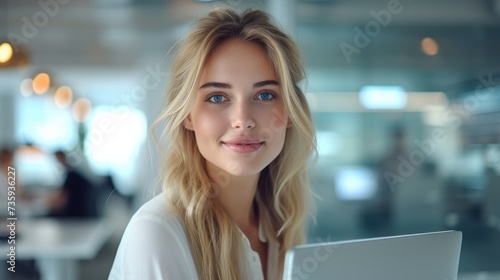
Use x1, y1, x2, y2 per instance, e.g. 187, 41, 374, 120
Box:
109, 7, 316, 280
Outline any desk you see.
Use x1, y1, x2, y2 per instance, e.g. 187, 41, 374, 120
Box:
1, 218, 111, 280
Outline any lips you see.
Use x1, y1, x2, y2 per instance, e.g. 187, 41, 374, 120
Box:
222, 137, 264, 154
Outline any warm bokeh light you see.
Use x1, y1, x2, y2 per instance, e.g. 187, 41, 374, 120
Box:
20, 79, 33, 97
0, 42, 13, 63
72, 98, 92, 122
33, 73, 51, 94
421, 37, 439, 56
54, 86, 73, 108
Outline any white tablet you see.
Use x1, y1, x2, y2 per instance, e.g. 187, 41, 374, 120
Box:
283, 230, 462, 280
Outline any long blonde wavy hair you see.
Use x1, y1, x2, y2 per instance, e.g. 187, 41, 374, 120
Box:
153, 7, 316, 280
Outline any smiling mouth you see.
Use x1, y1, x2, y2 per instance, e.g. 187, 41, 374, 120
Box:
222, 142, 264, 154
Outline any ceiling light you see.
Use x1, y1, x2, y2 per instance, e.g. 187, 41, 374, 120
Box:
421, 37, 439, 56
54, 86, 73, 108
359, 86, 407, 110
20, 79, 33, 97
33, 73, 51, 94
0, 42, 13, 63
0, 40, 30, 67
72, 98, 92, 123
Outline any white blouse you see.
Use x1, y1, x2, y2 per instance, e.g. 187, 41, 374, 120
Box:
109, 194, 280, 280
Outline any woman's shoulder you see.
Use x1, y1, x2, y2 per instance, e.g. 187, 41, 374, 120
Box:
109, 193, 198, 280
132, 193, 178, 220
126, 193, 187, 243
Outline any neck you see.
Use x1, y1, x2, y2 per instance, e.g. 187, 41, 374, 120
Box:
207, 163, 260, 232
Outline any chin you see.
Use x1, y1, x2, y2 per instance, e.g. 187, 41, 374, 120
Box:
220, 162, 267, 177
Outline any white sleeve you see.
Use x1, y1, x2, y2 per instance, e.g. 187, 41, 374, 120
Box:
109, 215, 199, 280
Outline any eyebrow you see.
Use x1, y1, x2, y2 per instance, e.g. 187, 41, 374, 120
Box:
199, 80, 279, 89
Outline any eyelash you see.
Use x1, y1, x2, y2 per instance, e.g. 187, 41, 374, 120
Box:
206, 94, 227, 103
205, 91, 277, 103
256, 91, 276, 101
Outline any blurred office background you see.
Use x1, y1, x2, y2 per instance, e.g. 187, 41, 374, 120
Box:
0, 0, 499, 279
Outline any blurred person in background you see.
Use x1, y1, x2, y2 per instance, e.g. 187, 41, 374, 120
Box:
47, 150, 95, 218
109, 7, 317, 280
360, 127, 406, 230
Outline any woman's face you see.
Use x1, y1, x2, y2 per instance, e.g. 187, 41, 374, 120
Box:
184, 39, 289, 180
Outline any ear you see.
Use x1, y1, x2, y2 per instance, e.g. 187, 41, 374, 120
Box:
183, 115, 194, 131
287, 117, 293, 128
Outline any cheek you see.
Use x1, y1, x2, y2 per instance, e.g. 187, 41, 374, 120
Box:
262, 107, 288, 135
193, 110, 226, 139
256, 109, 288, 149
264, 126, 287, 162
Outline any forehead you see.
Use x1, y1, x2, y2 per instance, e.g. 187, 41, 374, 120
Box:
199, 39, 277, 84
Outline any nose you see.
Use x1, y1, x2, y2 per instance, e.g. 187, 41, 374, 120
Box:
231, 100, 256, 130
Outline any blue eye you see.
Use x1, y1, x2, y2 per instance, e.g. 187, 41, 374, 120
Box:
257, 92, 275, 101
208, 95, 226, 103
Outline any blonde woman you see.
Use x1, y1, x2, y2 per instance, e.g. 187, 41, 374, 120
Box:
109, 7, 316, 280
